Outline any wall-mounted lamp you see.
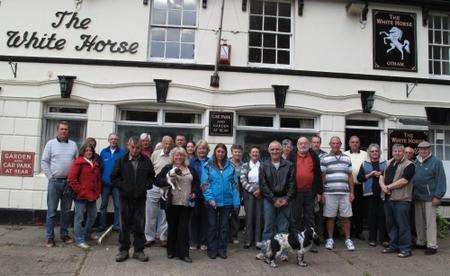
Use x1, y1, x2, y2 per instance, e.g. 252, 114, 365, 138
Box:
202, 0, 207, 9
143, 0, 149, 5
154, 79, 171, 103
346, 0, 368, 22
272, 85, 289, 109
298, 0, 304, 16
242, 0, 247, 12
358, 90, 375, 113
58, 75, 76, 98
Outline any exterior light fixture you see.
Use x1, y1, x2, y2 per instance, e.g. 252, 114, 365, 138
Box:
346, 0, 368, 22
57, 75, 76, 98
154, 79, 171, 103
358, 90, 375, 113
272, 85, 289, 109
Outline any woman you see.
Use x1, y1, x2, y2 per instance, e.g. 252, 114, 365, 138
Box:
202, 143, 240, 259
68, 143, 102, 250
240, 146, 263, 249
357, 143, 388, 247
85, 137, 103, 169
157, 147, 197, 263
189, 140, 210, 251
186, 141, 196, 161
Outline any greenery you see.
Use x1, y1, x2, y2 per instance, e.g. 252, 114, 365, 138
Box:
437, 213, 450, 238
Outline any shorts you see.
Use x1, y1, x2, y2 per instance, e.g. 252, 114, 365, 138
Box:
323, 193, 352, 218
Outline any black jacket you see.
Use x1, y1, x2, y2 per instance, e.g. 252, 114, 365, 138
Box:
111, 153, 155, 199
259, 158, 296, 203
292, 149, 323, 196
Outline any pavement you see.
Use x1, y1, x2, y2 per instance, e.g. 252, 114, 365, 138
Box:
0, 225, 448, 276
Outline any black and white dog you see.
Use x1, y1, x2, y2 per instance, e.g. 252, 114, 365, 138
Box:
257, 227, 320, 268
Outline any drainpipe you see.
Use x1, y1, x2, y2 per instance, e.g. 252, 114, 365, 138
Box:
210, 0, 225, 87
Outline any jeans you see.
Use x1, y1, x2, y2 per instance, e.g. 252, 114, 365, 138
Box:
262, 198, 291, 241
119, 197, 146, 252
384, 199, 411, 252
145, 188, 168, 242
293, 191, 315, 231
190, 200, 208, 247
243, 191, 263, 246
46, 178, 73, 240
206, 205, 231, 254
73, 200, 97, 244
99, 185, 121, 231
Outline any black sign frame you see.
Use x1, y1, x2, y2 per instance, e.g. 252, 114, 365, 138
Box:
387, 129, 428, 159
373, 10, 417, 72
209, 111, 234, 137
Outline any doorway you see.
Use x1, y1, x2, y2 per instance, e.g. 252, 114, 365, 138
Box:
345, 128, 381, 152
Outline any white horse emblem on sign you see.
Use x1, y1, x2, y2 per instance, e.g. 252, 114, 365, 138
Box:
379, 27, 410, 60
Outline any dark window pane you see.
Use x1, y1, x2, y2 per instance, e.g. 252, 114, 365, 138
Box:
444, 62, 450, 75
280, 118, 314, 128
166, 42, 180, 58
429, 16, 434, 29
239, 115, 273, 127
151, 28, 165, 41
264, 2, 277, 16
434, 61, 441, 74
277, 34, 289, 48
263, 49, 276, 63
249, 48, 261, 62
249, 32, 262, 47
346, 120, 379, 127
429, 45, 433, 59
435, 31, 442, 44
443, 47, 449, 60
443, 17, 449, 30
433, 46, 441, 59
182, 11, 196, 26
278, 18, 290, 32
165, 112, 201, 124
429, 30, 433, 43
434, 16, 442, 29
180, 43, 194, 59
122, 111, 158, 122
250, 0, 263, 14
151, 42, 165, 57
277, 50, 289, 64
264, 17, 276, 31
278, 3, 291, 17
181, 29, 195, 42
263, 33, 275, 47
250, 15, 263, 30
169, 10, 182, 25
49, 107, 87, 114
429, 60, 433, 74
167, 29, 180, 41
444, 31, 449, 45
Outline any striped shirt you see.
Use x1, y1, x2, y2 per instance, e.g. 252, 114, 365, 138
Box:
320, 152, 352, 194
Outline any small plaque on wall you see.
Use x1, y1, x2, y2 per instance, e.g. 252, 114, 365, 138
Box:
209, 111, 233, 136
0, 151, 35, 177
373, 10, 417, 72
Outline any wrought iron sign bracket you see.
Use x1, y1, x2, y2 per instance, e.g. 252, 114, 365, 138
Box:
406, 82, 418, 98
8, 61, 17, 78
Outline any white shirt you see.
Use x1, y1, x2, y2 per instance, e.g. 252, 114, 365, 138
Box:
248, 160, 260, 183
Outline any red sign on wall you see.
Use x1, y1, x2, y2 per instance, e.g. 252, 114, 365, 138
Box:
0, 151, 35, 177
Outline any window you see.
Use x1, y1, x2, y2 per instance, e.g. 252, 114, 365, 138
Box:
121, 110, 158, 122
238, 115, 273, 127
248, 0, 292, 65
149, 0, 197, 60
280, 117, 314, 129
165, 112, 201, 124
429, 129, 450, 160
429, 15, 450, 75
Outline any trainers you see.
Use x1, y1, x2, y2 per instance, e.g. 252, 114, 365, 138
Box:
345, 239, 355, 251
232, 239, 239, 244
325, 239, 334, 250
61, 236, 74, 244
75, 242, 90, 250
132, 251, 149, 262
200, 244, 207, 251
425, 247, 437, 255
44, 238, 55, 248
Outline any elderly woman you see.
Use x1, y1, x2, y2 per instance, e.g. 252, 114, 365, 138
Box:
202, 143, 240, 259
157, 147, 198, 263
240, 146, 263, 249
357, 143, 388, 247
68, 143, 102, 250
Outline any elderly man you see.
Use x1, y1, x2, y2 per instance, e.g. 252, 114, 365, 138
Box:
405, 147, 416, 161
41, 121, 78, 247
145, 136, 174, 247
260, 141, 296, 242
380, 144, 415, 258
344, 136, 367, 241
321, 136, 355, 251
412, 141, 447, 255
281, 139, 295, 162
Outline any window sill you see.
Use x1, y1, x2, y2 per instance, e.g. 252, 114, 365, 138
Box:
148, 58, 196, 64
247, 62, 293, 70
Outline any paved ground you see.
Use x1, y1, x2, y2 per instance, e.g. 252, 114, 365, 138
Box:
0, 225, 448, 276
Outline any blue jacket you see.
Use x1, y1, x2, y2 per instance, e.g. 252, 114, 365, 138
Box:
412, 155, 447, 201
359, 160, 387, 196
190, 156, 210, 201
201, 159, 240, 208
100, 146, 126, 187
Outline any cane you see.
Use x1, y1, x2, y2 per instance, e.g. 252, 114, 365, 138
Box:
97, 225, 114, 245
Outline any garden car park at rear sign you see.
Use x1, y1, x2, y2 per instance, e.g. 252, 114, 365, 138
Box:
0, 151, 35, 177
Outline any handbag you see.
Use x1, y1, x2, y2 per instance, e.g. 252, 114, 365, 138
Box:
62, 183, 75, 199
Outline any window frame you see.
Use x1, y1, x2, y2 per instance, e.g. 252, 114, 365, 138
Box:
429, 127, 450, 161
428, 13, 450, 76
237, 112, 318, 133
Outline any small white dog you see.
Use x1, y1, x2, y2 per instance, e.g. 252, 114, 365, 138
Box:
160, 167, 182, 201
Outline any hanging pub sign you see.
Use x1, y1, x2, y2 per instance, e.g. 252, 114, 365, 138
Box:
373, 10, 417, 72
209, 111, 233, 136
388, 129, 428, 158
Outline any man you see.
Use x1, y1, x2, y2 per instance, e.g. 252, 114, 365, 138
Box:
112, 137, 155, 262
310, 134, 327, 242
175, 134, 187, 148
260, 141, 296, 245
311, 134, 327, 159
140, 133, 153, 158
281, 139, 295, 162
321, 136, 355, 251
292, 137, 323, 252
380, 144, 415, 258
344, 136, 367, 240
412, 141, 447, 255
405, 147, 416, 161
99, 133, 126, 232
229, 144, 243, 244
41, 121, 78, 247
145, 136, 173, 247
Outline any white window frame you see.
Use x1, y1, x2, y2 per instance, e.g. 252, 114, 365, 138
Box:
237, 112, 318, 133
247, 0, 294, 68
148, 0, 198, 63
428, 13, 450, 77
429, 127, 450, 161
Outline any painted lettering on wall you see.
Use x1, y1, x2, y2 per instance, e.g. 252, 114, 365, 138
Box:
6, 11, 139, 54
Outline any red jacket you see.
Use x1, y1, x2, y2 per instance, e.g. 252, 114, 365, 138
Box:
68, 156, 102, 201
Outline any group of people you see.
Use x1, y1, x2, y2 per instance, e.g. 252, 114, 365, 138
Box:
41, 120, 447, 265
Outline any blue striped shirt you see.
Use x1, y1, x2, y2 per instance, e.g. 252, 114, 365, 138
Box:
320, 152, 352, 194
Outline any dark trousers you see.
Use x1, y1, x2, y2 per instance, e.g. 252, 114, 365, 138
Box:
229, 209, 240, 242
166, 205, 191, 258
351, 185, 364, 236
119, 197, 146, 252
99, 185, 121, 231
243, 191, 263, 246
314, 202, 324, 239
190, 200, 208, 247
206, 205, 231, 254
293, 191, 315, 231
367, 195, 387, 243
384, 200, 412, 252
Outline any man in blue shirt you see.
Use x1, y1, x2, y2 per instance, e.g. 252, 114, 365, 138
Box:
99, 133, 126, 231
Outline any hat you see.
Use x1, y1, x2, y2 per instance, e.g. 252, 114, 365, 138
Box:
417, 141, 431, 148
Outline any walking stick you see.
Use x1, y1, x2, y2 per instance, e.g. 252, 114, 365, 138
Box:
97, 225, 114, 245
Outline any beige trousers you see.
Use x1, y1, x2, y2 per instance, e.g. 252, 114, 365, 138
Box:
414, 201, 438, 249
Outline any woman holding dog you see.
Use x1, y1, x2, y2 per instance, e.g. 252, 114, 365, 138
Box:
157, 147, 198, 263
201, 143, 240, 259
